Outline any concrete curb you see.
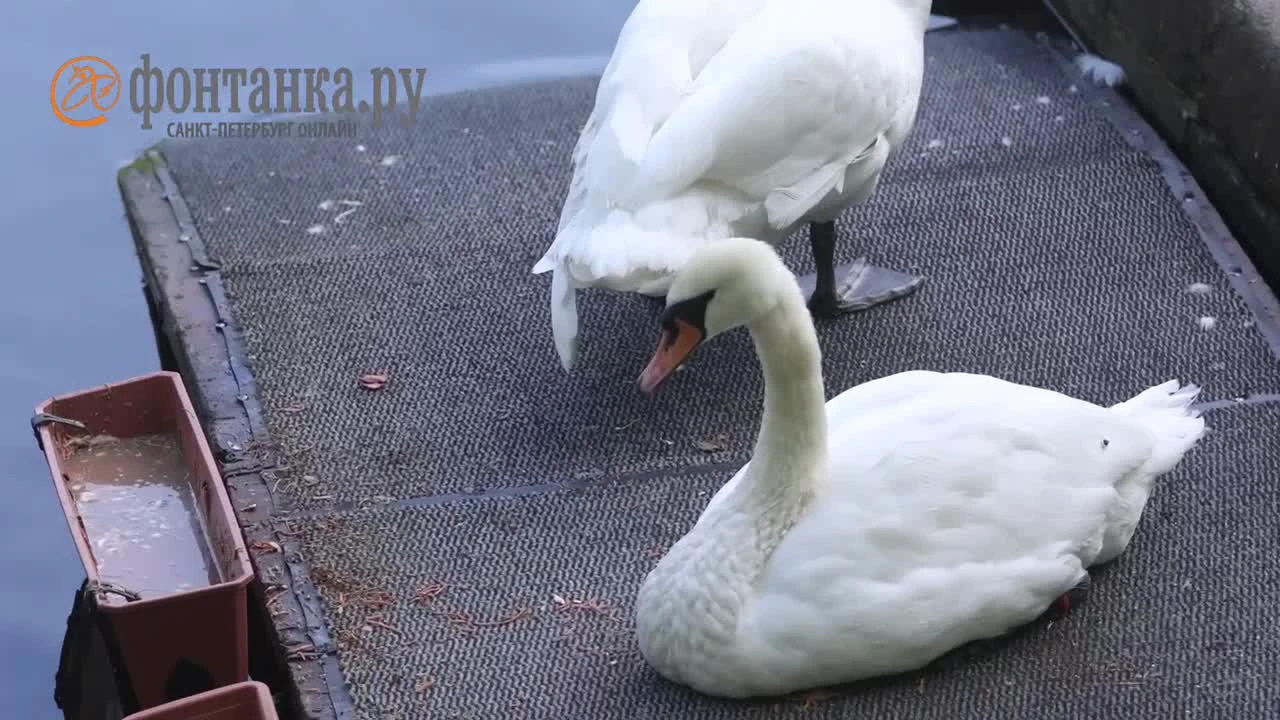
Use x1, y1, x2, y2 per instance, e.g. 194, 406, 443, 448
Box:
1051, 0, 1280, 284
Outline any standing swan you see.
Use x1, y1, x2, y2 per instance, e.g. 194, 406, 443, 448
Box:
633, 237, 1207, 699
532, 0, 937, 371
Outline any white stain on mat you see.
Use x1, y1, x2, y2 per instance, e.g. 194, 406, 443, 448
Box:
313, 199, 365, 225
356, 144, 367, 153
1036, 95, 1051, 105
926, 139, 944, 149
379, 155, 400, 167
1197, 316, 1217, 331
1000, 136, 1013, 147
1187, 282, 1213, 295
334, 200, 363, 224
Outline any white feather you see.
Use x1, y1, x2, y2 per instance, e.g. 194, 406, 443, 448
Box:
1074, 52, 1127, 88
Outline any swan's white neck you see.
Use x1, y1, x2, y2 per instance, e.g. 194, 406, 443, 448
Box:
636, 286, 828, 681
732, 296, 829, 517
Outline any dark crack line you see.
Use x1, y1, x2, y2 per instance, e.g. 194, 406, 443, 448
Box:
275, 460, 745, 521
275, 390, 1280, 521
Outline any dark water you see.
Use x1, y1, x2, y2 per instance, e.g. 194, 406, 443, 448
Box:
0, 1, 631, 715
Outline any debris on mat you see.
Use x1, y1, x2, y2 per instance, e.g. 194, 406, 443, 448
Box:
359, 372, 390, 391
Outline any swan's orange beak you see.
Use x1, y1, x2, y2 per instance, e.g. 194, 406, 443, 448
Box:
639, 319, 704, 395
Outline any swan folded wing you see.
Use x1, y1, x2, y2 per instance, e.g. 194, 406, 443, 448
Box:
622, 9, 918, 229
550, 110, 602, 239
737, 551, 1088, 684
760, 386, 1157, 589
533, 37, 696, 281
733, 405, 1144, 676
819, 370, 947, 427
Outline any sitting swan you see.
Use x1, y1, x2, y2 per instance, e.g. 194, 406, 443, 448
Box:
632, 237, 1207, 699
532, 0, 941, 371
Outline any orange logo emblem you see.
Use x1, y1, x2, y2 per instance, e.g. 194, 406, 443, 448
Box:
51, 56, 121, 127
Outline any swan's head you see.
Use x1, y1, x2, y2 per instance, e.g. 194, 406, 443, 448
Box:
639, 238, 798, 394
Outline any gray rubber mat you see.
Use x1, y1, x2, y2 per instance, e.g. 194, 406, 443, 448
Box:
140, 26, 1280, 720
289, 402, 1280, 719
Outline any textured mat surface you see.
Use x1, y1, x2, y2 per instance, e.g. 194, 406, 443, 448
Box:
289, 402, 1280, 719
150, 26, 1280, 719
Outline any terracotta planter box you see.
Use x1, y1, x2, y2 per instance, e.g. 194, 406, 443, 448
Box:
124, 681, 278, 720
33, 370, 254, 711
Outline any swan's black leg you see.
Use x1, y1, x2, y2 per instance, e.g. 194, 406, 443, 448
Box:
796, 220, 925, 317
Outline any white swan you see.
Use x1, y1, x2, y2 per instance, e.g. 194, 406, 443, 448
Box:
632, 237, 1207, 699
532, 0, 943, 371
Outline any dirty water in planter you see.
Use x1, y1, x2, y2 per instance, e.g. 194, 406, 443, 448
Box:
62, 434, 221, 597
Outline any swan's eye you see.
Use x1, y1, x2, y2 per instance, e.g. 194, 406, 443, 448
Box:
658, 290, 716, 336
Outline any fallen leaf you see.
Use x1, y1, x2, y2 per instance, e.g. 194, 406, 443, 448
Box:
251, 540, 282, 554
359, 372, 389, 391
694, 434, 728, 452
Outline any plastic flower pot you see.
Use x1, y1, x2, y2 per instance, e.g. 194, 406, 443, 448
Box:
33, 371, 255, 711
123, 681, 278, 720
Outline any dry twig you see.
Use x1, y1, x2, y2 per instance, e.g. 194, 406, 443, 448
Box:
364, 613, 395, 631
793, 689, 838, 709
427, 606, 532, 631
552, 594, 614, 617
414, 581, 450, 604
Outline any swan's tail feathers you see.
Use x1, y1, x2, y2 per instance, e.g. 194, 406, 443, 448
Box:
536, 214, 701, 370
532, 248, 558, 275
549, 261, 581, 372
1074, 53, 1126, 88
1111, 380, 1208, 476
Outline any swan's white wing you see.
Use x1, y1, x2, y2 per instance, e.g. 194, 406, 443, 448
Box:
820, 370, 948, 428
538, 0, 767, 268
746, 379, 1157, 656
725, 382, 1157, 684
538, 0, 923, 275
532, 0, 765, 369
698, 371, 950, 526
703, 372, 953, 506
622, 1, 924, 228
